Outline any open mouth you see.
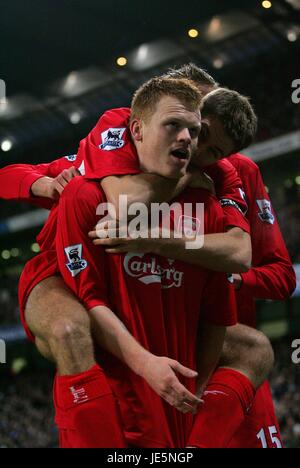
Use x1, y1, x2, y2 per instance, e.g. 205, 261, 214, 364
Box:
170, 148, 189, 160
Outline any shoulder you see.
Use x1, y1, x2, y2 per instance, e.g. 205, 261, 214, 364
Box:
205, 159, 239, 188
100, 107, 131, 126
60, 177, 106, 204
229, 153, 259, 175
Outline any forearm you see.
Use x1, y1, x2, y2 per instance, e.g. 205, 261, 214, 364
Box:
89, 305, 152, 376
196, 322, 226, 395
241, 262, 296, 300
153, 228, 251, 273
0, 164, 44, 201
101, 173, 190, 217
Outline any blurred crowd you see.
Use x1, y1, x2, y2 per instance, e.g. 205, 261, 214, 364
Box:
0, 369, 57, 448
269, 181, 300, 264
270, 339, 300, 448
0, 273, 20, 326
0, 337, 299, 448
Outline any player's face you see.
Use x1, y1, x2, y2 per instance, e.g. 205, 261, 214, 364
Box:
136, 95, 201, 179
193, 115, 235, 168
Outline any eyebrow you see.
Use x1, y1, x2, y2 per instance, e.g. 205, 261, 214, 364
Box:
164, 116, 201, 127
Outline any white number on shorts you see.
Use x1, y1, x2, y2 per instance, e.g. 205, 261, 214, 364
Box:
256, 426, 282, 448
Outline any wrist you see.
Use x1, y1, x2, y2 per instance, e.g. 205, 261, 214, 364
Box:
31, 176, 53, 198
133, 349, 155, 377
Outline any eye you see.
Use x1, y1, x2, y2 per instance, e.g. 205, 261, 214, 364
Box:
189, 127, 200, 139
167, 121, 179, 129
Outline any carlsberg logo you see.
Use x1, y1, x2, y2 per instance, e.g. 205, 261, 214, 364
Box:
124, 253, 184, 289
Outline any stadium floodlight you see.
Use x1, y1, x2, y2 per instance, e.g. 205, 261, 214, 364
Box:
188, 29, 199, 38
287, 30, 298, 42
262, 1, 272, 8
128, 40, 184, 72
116, 57, 127, 67
69, 111, 82, 124
1, 139, 13, 152
1, 250, 11, 260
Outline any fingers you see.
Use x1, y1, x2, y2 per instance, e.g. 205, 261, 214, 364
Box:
105, 246, 130, 254
52, 179, 65, 196
88, 235, 129, 246
90, 220, 127, 240
69, 166, 81, 177
164, 381, 202, 415
172, 377, 203, 405
165, 361, 202, 414
52, 168, 80, 196
170, 360, 198, 379
159, 363, 202, 414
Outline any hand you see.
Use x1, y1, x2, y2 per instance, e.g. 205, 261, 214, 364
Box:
88, 220, 160, 254
31, 167, 80, 200
188, 170, 216, 195
232, 273, 243, 290
139, 355, 203, 415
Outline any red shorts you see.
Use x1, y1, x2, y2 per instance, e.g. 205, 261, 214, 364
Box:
228, 381, 283, 448
18, 250, 59, 342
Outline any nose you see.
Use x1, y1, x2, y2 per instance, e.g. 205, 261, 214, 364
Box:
177, 127, 192, 145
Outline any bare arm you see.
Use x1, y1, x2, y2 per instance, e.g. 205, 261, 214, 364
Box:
90, 226, 251, 273
100, 171, 215, 217
89, 305, 202, 414
31, 167, 80, 199
101, 173, 191, 214
152, 227, 251, 273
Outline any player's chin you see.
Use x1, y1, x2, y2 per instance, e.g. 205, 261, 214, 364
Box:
164, 160, 189, 179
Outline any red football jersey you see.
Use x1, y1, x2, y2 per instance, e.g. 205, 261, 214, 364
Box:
229, 153, 296, 327
55, 177, 237, 447
78, 107, 140, 180
0, 154, 84, 209
80, 107, 249, 233
0, 109, 294, 324
0, 107, 249, 245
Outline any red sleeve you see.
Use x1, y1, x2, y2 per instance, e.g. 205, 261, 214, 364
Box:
240, 164, 296, 300
79, 107, 141, 179
56, 177, 110, 311
205, 159, 250, 234
0, 154, 82, 209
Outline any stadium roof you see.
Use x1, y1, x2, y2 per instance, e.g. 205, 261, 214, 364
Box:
1, 0, 263, 96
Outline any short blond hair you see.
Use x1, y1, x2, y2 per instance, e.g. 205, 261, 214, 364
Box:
130, 76, 202, 122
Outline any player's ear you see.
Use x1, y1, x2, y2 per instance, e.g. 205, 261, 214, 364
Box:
130, 118, 143, 142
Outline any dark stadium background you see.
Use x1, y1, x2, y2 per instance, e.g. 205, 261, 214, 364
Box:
0, 0, 299, 448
